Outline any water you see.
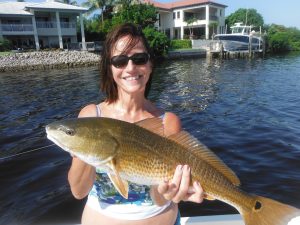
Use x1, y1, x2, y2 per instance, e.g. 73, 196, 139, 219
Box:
1, 53, 300, 224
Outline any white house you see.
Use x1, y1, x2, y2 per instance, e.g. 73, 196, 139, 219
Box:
0, 0, 88, 50
145, 0, 227, 40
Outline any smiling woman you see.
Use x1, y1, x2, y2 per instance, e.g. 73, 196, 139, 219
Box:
67, 23, 205, 225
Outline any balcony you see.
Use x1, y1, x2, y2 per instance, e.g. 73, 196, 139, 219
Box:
36, 21, 77, 36
1, 24, 34, 32
36, 21, 76, 29
1, 21, 76, 33
36, 21, 57, 28
209, 15, 219, 21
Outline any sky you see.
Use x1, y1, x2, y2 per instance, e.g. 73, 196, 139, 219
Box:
1, 0, 300, 29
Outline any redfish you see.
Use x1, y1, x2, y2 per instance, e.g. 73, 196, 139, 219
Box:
46, 117, 300, 225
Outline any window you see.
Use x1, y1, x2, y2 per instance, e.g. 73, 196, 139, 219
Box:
177, 11, 180, 19
173, 12, 176, 19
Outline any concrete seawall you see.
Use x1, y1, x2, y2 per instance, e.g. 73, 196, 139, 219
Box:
0, 50, 100, 73
0, 49, 207, 73
167, 49, 206, 59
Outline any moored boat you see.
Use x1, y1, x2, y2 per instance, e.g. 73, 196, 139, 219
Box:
213, 22, 264, 52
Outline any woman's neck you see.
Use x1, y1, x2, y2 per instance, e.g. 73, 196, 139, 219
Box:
109, 92, 152, 122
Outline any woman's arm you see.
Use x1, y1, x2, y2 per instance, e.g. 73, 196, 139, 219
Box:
151, 112, 205, 205
67, 104, 97, 199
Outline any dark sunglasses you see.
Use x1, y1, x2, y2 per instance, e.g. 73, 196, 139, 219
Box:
111, 52, 150, 68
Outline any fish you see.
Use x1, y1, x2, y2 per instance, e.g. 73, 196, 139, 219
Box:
46, 117, 300, 225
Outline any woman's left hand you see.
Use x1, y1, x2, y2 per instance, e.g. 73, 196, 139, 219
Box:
157, 165, 205, 204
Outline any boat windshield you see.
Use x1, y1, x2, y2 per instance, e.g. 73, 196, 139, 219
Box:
231, 26, 250, 34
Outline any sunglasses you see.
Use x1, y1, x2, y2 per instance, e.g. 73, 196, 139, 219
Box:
110, 52, 150, 68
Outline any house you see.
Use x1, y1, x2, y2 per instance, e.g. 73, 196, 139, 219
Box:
0, 0, 88, 50
145, 0, 227, 40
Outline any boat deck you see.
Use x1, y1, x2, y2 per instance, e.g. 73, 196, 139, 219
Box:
182, 214, 244, 225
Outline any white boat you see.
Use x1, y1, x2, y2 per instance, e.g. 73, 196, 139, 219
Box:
181, 214, 300, 225
48, 214, 300, 225
181, 214, 244, 225
213, 23, 264, 52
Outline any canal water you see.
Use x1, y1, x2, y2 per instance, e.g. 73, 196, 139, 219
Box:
1, 52, 300, 224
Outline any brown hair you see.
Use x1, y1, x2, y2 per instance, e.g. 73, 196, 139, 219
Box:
99, 23, 154, 103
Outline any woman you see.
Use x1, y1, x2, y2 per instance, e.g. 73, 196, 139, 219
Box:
68, 23, 204, 225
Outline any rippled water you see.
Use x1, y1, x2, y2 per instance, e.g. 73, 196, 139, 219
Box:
1, 53, 300, 224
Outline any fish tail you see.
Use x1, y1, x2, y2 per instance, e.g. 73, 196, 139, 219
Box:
241, 196, 300, 225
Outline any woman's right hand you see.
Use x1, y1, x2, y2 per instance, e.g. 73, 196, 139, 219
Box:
157, 165, 205, 204
67, 104, 99, 199
68, 156, 96, 199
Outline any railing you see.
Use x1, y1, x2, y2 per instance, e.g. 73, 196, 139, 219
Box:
60, 22, 76, 29
36, 21, 57, 28
36, 21, 76, 29
1, 24, 33, 32
184, 14, 219, 21
209, 15, 219, 21
1, 22, 76, 32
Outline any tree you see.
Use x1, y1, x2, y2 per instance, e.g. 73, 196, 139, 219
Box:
226, 8, 264, 32
62, 0, 78, 5
82, 0, 114, 24
266, 24, 300, 52
268, 32, 290, 52
185, 16, 197, 39
110, 2, 168, 56
143, 26, 169, 56
209, 21, 219, 38
111, 3, 157, 29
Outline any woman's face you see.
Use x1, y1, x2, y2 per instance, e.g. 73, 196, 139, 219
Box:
110, 35, 152, 97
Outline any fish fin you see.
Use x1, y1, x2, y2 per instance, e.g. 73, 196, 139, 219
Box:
107, 159, 129, 199
135, 117, 165, 136
168, 131, 240, 186
241, 195, 300, 225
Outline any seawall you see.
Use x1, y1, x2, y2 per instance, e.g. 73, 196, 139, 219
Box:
0, 50, 100, 73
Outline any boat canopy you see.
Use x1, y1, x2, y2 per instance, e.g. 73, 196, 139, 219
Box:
230, 22, 252, 35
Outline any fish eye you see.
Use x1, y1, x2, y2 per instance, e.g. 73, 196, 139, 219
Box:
65, 129, 75, 136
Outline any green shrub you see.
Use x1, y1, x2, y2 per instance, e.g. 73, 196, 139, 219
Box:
142, 26, 169, 57
268, 32, 290, 52
170, 39, 192, 50
0, 38, 12, 51
289, 41, 300, 51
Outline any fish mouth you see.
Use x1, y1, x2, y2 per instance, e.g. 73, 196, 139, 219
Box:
46, 125, 70, 152
46, 134, 71, 153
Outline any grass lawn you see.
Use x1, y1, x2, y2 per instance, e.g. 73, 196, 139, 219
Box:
0, 51, 12, 57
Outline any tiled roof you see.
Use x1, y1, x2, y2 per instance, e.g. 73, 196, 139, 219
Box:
0, 1, 87, 16
144, 0, 227, 10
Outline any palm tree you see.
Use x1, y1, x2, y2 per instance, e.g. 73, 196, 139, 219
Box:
62, 0, 78, 5
82, 0, 114, 24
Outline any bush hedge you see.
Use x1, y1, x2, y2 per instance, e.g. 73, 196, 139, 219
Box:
170, 39, 192, 50
0, 38, 12, 52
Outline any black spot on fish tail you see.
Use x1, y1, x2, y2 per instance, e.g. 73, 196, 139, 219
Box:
254, 201, 262, 210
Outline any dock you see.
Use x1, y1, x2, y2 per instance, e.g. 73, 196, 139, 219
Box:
207, 40, 265, 59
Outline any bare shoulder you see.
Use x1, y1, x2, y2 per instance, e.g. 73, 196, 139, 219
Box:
163, 112, 182, 136
78, 104, 98, 118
